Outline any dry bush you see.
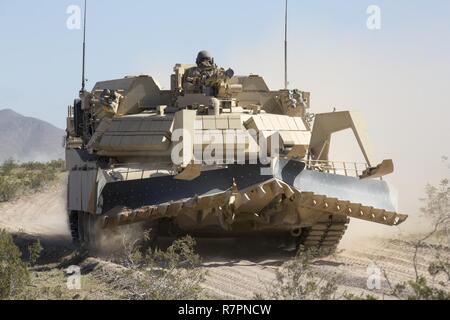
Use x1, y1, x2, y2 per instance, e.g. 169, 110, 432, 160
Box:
257, 248, 341, 300
387, 277, 450, 300
0, 176, 21, 202
0, 159, 65, 202
384, 172, 450, 300
113, 234, 205, 300
383, 243, 450, 299
421, 178, 450, 241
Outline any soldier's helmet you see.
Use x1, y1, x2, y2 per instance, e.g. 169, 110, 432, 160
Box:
196, 50, 213, 65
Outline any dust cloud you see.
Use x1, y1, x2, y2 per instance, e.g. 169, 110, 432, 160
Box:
0, 175, 69, 237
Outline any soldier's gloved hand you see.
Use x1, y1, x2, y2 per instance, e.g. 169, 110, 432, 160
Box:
225, 68, 235, 79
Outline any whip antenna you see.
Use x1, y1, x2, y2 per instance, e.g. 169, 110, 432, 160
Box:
284, 0, 288, 89
81, 0, 87, 92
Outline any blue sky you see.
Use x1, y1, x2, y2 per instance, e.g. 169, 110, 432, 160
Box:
1, 0, 448, 128
1, 0, 450, 220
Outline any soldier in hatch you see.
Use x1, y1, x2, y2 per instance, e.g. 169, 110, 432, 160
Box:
183, 50, 234, 96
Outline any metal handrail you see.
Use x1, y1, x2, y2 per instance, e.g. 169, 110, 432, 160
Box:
305, 160, 369, 177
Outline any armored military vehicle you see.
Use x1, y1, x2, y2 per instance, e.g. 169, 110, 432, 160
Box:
65, 51, 407, 252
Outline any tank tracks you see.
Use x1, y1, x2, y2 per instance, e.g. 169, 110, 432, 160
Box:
68, 211, 99, 248
69, 211, 80, 244
298, 214, 350, 253
70, 208, 350, 254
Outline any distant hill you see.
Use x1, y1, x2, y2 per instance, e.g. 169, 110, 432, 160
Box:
0, 109, 65, 163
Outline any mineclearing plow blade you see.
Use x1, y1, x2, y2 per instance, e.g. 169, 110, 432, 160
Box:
274, 160, 408, 226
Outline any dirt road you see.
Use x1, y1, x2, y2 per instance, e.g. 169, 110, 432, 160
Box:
0, 175, 68, 237
1, 178, 447, 299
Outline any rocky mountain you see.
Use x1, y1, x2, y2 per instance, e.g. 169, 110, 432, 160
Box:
0, 109, 65, 163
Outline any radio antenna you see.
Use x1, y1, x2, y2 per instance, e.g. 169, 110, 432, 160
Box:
284, 0, 288, 90
284, 0, 289, 90
81, 0, 87, 93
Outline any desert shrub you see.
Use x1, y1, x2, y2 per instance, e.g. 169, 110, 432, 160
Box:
384, 173, 450, 300
421, 157, 450, 237
0, 230, 30, 299
384, 241, 450, 300
116, 235, 205, 300
1, 159, 17, 175
387, 275, 450, 300
258, 247, 340, 300
0, 159, 65, 202
21, 159, 65, 172
0, 176, 21, 202
28, 240, 43, 267
343, 293, 378, 300
422, 178, 450, 229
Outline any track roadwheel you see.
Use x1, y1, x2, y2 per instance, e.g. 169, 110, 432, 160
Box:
297, 214, 350, 255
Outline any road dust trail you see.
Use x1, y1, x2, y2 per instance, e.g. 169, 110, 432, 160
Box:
1, 178, 447, 299
0, 175, 70, 238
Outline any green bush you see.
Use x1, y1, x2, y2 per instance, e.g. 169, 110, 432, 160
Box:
388, 276, 450, 300
0, 176, 21, 202
0, 159, 65, 202
1, 159, 17, 175
28, 240, 43, 267
0, 230, 30, 299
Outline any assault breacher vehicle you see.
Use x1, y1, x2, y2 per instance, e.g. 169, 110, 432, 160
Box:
65, 52, 407, 252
